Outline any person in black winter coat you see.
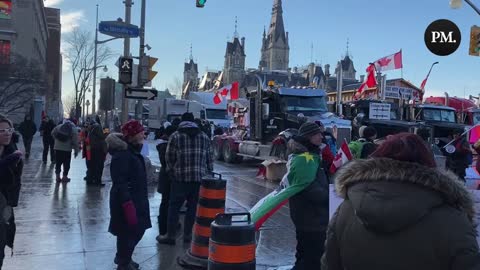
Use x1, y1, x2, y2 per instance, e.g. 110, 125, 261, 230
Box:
288, 122, 329, 270
88, 121, 107, 186
155, 125, 177, 238
322, 133, 480, 270
0, 114, 23, 269
39, 117, 56, 164
106, 120, 151, 270
18, 115, 37, 159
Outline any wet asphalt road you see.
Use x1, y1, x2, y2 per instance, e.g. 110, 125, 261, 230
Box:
4, 136, 295, 270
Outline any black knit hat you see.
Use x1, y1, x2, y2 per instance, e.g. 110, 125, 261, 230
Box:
299, 122, 322, 138
361, 126, 377, 139
181, 112, 195, 122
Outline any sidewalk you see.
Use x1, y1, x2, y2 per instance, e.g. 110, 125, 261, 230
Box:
4, 135, 295, 270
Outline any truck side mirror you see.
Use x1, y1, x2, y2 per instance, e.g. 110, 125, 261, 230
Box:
262, 103, 270, 120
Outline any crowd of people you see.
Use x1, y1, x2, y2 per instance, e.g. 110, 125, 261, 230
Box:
1, 110, 480, 269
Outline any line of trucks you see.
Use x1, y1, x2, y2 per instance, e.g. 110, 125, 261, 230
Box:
147, 77, 478, 167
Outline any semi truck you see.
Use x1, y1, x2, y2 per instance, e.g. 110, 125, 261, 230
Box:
147, 98, 203, 130
212, 76, 351, 163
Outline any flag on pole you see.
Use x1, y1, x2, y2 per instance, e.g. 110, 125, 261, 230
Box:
374, 50, 403, 72
329, 139, 353, 174
212, 82, 239, 104
354, 64, 377, 99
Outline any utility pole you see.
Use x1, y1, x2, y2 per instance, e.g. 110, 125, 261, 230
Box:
92, 4, 99, 115
121, 0, 133, 124
136, 0, 146, 121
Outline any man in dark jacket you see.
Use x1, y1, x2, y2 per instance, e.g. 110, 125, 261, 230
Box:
158, 112, 213, 245
348, 125, 377, 159
288, 122, 329, 270
88, 120, 107, 186
18, 115, 37, 159
155, 125, 177, 239
39, 116, 56, 164
445, 131, 471, 182
107, 120, 151, 270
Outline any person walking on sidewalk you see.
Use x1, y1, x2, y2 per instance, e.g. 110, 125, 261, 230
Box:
18, 115, 37, 159
80, 122, 92, 181
322, 133, 480, 270
39, 116, 56, 164
286, 122, 329, 270
106, 120, 151, 270
52, 120, 79, 182
155, 124, 177, 239
87, 119, 107, 186
0, 114, 23, 269
157, 112, 213, 245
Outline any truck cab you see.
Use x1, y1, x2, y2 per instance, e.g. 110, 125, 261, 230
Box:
341, 100, 426, 139
187, 92, 230, 134
250, 87, 351, 144
406, 104, 468, 147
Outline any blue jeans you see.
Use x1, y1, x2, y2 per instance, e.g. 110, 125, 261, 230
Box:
166, 182, 201, 238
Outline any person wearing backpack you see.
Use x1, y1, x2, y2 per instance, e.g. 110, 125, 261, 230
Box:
52, 120, 79, 182
349, 126, 377, 159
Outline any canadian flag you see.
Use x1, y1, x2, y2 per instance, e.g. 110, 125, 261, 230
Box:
213, 81, 239, 104
354, 64, 377, 99
374, 50, 403, 72
329, 140, 353, 174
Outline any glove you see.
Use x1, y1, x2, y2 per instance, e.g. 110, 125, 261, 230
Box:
122, 200, 138, 227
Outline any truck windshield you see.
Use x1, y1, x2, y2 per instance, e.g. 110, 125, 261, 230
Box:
423, 109, 456, 123
206, 109, 228, 120
281, 96, 328, 112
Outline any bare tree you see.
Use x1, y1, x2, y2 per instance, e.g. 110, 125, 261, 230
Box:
0, 55, 47, 115
64, 29, 115, 119
167, 77, 183, 98
62, 93, 76, 118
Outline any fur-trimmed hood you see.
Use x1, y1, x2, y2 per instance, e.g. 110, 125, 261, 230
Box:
335, 158, 475, 232
106, 133, 128, 152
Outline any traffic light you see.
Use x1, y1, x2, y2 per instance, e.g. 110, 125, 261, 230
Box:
118, 57, 133, 85
196, 0, 206, 8
469, 25, 480, 56
140, 55, 158, 85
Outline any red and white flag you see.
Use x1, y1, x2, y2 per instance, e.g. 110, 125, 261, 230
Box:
374, 50, 403, 72
330, 140, 353, 174
213, 81, 239, 104
354, 64, 377, 99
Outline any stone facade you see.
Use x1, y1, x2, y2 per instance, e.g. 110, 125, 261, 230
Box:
45, 7, 62, 122
259, 0, 289, 71
223, 36, 246, 85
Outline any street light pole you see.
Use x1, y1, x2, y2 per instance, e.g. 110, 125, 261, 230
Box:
136, 0, 147, 121
121, 0, 133, 124
93, 4, 99, 115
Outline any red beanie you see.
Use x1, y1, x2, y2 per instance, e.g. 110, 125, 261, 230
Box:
121, 120, 144, 138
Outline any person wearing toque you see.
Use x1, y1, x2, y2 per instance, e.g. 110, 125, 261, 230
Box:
106, 120, 151, 270
287, 122, 329, 269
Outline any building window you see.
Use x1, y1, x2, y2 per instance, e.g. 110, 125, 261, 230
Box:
0, 0, 12, 19
235, 57, 240, 65
0, 40, 10, 64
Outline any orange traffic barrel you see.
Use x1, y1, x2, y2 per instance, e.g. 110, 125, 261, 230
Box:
178, 173, 226, 269
208, 213, 256, 270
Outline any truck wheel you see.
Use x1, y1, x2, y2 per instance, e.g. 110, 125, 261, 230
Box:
223, 141, 239, 164
213, 139, 224, 161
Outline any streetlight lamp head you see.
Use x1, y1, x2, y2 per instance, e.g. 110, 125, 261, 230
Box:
103, 66, 108, 72
450, 0, 462, 8
145, 44, 152, 50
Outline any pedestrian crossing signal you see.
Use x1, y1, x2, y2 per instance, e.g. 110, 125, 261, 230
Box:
196, 0, 206, 8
